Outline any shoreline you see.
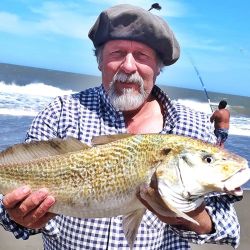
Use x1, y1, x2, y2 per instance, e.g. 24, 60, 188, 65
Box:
0, 191, 249, 250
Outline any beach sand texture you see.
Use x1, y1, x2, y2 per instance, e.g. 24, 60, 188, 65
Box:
0, 191, 249, 250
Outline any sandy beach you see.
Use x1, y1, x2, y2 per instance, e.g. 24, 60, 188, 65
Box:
0, 191, 249, 250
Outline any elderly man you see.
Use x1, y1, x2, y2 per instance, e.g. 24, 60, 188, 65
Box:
0, 4, 241, 250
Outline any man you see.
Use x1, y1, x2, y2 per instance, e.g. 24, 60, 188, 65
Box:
210, 100, 230, 148
0, 4, 241, 249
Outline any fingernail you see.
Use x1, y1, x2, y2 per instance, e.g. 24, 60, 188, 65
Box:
37, 188, 49, 199
21, 186, 30, 194
38, 188, 49, 193
47, 196, 55, 206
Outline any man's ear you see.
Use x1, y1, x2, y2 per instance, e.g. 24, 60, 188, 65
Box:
98, 62, 103, 71
156, 66, 161, 76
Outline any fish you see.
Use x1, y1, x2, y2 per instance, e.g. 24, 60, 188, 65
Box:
0, 134, 249, 248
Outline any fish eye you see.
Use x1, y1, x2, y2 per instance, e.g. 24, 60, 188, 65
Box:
203, 155, 214, 164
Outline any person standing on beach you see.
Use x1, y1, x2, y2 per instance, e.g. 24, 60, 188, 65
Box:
0, 4, 241, 250
210, 100, 230, 148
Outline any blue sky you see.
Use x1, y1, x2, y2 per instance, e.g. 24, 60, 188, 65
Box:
0, 0, 250, 96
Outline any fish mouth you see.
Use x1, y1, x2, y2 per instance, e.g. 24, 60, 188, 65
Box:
222, 168, 250, 196
223, 186, 243, 196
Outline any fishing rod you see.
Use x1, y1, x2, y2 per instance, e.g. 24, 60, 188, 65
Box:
187, 55, 214, 113
148, 3, 214, 113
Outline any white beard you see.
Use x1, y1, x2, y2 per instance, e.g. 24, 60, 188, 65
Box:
108, 72, 148, 111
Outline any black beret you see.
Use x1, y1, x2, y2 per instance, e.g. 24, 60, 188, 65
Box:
88, 4, 180, 66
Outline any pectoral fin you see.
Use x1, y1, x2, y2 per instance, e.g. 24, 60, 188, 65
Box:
158, 195, 199, 225
140, 184, 198, 225
157, 178, 199, 225
122, 208, 145, 249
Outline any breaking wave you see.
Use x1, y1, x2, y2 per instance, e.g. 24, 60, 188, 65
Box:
0, 81, 249, 137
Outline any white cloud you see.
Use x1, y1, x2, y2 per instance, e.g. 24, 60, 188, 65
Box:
0, 2, 95, 39
0, 0, 216, 52
30, 2, 94, 39
178, 34, 226, 52
0, 12, 31, 35
0, 0, 189, 39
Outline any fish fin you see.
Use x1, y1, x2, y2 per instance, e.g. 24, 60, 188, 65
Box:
139, 184, 179, 218
159, 195, 199, 225
0, 137, 89, 165
92, 134, 133, 146
122, 208, 145, 249
140, 184, 198, 225
157, 178, 199, 225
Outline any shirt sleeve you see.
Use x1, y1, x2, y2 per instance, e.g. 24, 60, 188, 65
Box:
0, 194, 40, 239
170, 193, 241, 248
25, 96, 63, 141
0, 97, 62, 238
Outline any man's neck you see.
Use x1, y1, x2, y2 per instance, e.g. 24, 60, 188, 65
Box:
123, 95, 164, 134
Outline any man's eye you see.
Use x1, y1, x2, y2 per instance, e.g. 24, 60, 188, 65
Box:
134, 52, 148, 60
110, 51, 123, 56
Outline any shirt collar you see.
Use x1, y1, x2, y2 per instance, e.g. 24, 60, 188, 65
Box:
100, 84, 179, 133
151, 85, 178, 133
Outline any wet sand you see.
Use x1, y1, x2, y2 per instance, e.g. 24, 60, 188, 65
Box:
0, 228, 42, 250
0, 191, 249, 250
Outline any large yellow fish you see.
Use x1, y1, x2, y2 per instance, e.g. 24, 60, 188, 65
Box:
0, 134, 249, 248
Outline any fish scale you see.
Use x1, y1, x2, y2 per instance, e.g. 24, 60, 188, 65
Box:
0, 133, 249, 248
0, 135, 161, 214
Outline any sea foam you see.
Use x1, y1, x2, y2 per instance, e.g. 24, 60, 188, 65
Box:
0, 81, 249, 137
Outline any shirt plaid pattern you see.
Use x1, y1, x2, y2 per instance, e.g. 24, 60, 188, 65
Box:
0, 85, 241, 249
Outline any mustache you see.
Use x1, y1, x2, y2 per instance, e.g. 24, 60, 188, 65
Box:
108, 71, 147, 111
112, 72, 144, 87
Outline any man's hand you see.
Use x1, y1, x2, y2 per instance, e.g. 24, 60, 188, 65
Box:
3, 186, 56, 229
137, 184, 213, 235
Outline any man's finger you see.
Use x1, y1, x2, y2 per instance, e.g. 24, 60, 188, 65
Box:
16, 188, 49, 217
23, 195, 56, 225
3, 186, 31, 209
27, 212, 56, 229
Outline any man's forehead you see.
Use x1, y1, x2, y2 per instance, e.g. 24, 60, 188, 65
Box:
104, 40, 155, 52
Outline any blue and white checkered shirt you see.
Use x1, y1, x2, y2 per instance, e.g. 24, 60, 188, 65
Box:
0, 85, 241, 249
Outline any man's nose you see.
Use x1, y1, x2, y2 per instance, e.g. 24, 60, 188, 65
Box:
120, 53, 137, 73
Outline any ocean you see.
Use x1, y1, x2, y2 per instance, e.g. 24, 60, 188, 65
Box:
0, 62, 250, 189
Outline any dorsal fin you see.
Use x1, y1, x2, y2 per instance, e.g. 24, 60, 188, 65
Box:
92, 134, 133, 146
0, 137, 89, 165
